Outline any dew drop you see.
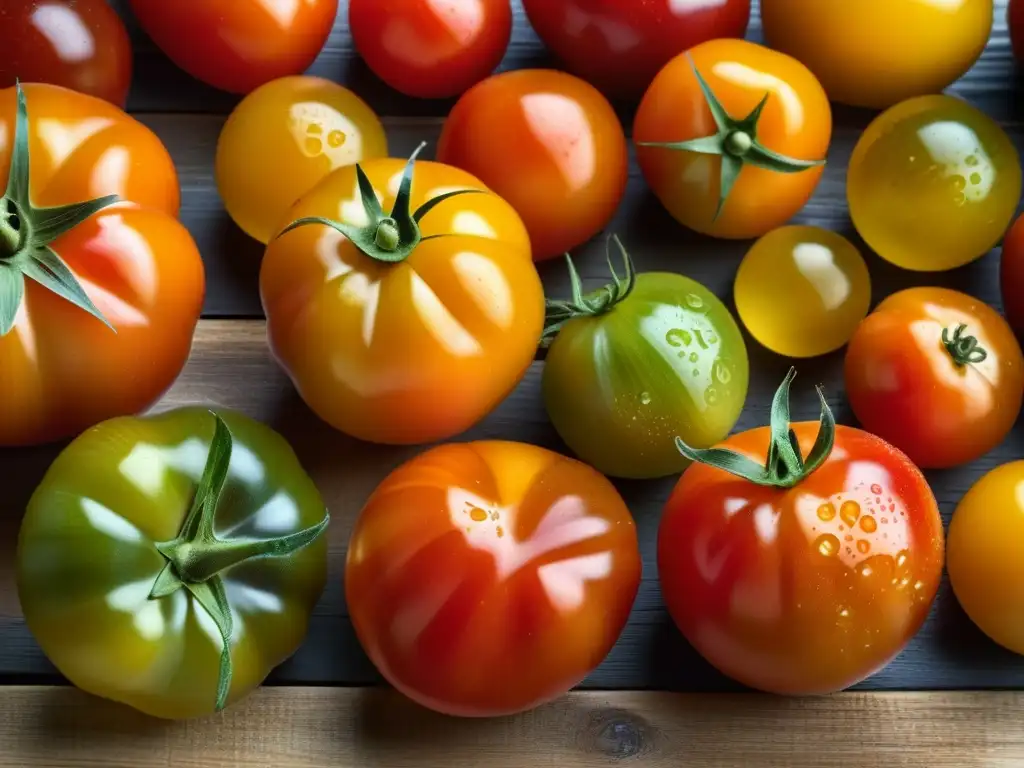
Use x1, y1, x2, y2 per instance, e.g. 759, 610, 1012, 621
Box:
857, 562, 874, 577
306, 122, 323, 135
640, 391, 652, 405
689, 352, 699, 363
965, 154, 979, 166
870, 484, 883, 495
686, 293, 704, 309
815, 534, 840, 557
468, 506, 488, 522
705, 387, 719, 405
304, 137, 323, 156
692, 368, 700, 377
844, 534, 854, 542
839, 607, 850, 618
490, 511, 500, 521
969, 172, 982, 185
895, 550, 909, 569
706, 333, 718, 344
817, 503, 836, 522
666, 328, 692, 347
881, 517, 889, 524
328, 130, 347, 148
840, 501, 861, 527
714, 361, 732, 384
857, 540, 870, 554
952, 175, 966, 191
913, 580, 925, 591
496, 525, 504, 538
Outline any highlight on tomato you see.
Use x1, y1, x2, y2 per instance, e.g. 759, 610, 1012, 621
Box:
0, 0, 133, 107
659, 370, 945, 694
128, 0, 339, 94
215, 76, 388, 245
436, 69, 628, 261
17, 408, 330, 720
521, 0, 751, 99
543, 236, 748, 480
634, 39, 830, 240
845, 287, 1024, 470
0, 83, 204, 447
1000, 213, 1024, 339
848, 95, 1021, 272
349, 0, 512, 99
346, 440, 642, 717
261, 144, 545, 445
761, 0, 993, 110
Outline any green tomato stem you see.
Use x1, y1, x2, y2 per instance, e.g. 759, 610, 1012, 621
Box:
374, 218, 400, 251
724, 130, 752, 156
0, 200, 24, 259
942, 324, 988, 367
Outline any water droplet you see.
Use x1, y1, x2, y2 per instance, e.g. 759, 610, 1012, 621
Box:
328, 130, 347, 148
844, 534, 854, 542
952, 175, 966, 191
665, 328, 692, 347
706, 333, 718, 344
965, 154, 979, 166
705, 387, 719, 405
306, 122, 323, 135
692, 368, 700, 377
895, 550, 909, 569
881, 517, 889, 524
468, 506, 488, 522
857, 540, 870, 554
857, 563, 874, 577
686, 293, 704, 309
714, 361, 732, 384
640, 391, 651, 405
913, 580, 925, 591
689, 352, 699, 363
870, 484, 882, 495
838, 525, 845, 531
839, 607, 850, 618
496, 525, 504, 538
817, 503, 836, 522
840, 501, 861, 527
969, 171, 982, 185
304, 137, 323, 156
815, 534, 840, 557
490, 511, 500, 521
953, 192, 966, 205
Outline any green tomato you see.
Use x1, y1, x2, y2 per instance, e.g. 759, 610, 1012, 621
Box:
16, 407, 329, 720
543, 239, 749, 479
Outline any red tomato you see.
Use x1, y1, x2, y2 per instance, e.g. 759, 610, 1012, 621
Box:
349, 0, 512, 99
127, 0, 339, 94
522, 0, 751, 98
0, 0, 132, 107
659, 370, 944, 694
346, 441, 642, 716
1001, 213, 1024, 339
1010, 0, 1024, 64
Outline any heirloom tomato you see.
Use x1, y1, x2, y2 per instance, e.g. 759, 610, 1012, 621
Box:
0, 0, 132, 107
127, 0, 338, 94
349, 0, 512, 99
215, 76, 388, 245
848, 95, 1021, 272
761, 0, 992, 110
543, 236, 749, 479
659, 370, 944, 694
521, 0, 751, 98
17, 408, 330, 719
346, 440, 642, 717
436, 69, 628, 261
845, 287, 1024, 469
735, 226, 871, 358
634, 39, 830, 240
1012, 0, 1024, 64
0, 83, 204, 447
261, 146, 545, 445
1000, 213, 1024, 339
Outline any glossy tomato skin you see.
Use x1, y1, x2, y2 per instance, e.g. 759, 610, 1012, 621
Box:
762, 0, 992, 109
659, 425, 944, 694
1012, 0, 1024, 63
0, 84, 204, 447
848, 95, 1021, 272
634, 39, 831, 240
845, 287, 1024, 469
544, 274, 749, 479
1000, 213, 1024, 339
349, 0, 512, 99
0, 0, 132, 107
216, 76, 388, 245
127, 0, 338, 94
347, 441, 642, 716
436, 69, 628, 261
521, 0, 751, 98
261, 159, 544, 445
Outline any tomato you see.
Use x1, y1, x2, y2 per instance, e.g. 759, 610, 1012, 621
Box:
543, 237, 748, 479
659, 370, 944, 694
215, 76, 388, 245
261, 148, 544, 445
0, 0, 132, 107
761, 0, 992, 110
349, 0, 512, 99
735, 226, 871, 358
633, 39, 830, 241
127, 0, 338, 94
436, 69, 628, 261
1000, 213, 1024, 339
346, 440, 641, 716
521, 0, 750, 99
0, 83, 204, 447
848, 95, 1021, 272
1012, 0, 1024, 64
17, 408, 330, 719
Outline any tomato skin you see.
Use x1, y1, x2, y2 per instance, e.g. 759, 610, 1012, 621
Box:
346, 441, 642, 716
349, 0, 512, 99
1012, 0, 1024, 64
127, 0, 338, 94
521, 0, 751, 98
1000, 213, 1024, 339
436, 69, 628, 261
0, 0, 132, 107
762, 0, 992, 110
659, 424, 944, 694
633, 39, 831, 240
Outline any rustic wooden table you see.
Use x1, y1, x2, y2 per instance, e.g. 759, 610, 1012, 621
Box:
3, 1, 1024, 765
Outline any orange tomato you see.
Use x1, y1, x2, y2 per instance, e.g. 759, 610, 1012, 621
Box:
346, 441, 642, 716
634, 39, 831, 240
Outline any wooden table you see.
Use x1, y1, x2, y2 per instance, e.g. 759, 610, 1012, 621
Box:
3, 1, 1024, 765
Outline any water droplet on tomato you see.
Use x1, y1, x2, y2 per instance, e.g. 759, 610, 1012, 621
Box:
966, 154, 979, 167
705, 388, 718, 405
870, 484, 883, 495
306, 122, 323, 135
839, 607, 850, 618
859, 515, 877, 533
840, 501, 861, 527
881, 517, 889, 524
714, 361, 731, 384
706, 333, 718, 344
895, 550, 909, 570
328, 130, 347, 148
857, 540, 870, 554
844, 534, 854, 542
857, 562, 874, 577
468, 506, 488, 522
304, 137, 323, 156
815, 534, 839, 557
817, 503, 836, 522
686, 293, 704, 308
496, 526, 504, 538
640, 391, 651, 405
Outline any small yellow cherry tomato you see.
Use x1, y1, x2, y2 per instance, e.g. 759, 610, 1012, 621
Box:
734, 226, 870, 358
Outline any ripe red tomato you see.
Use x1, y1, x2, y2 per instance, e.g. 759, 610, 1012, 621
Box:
346, 441, 642, 716
349, 0, 512, 99
659, 370, 944, 694
0, 0, 132, 107
127, 0, 338, 94
1013, 0, 1024, 63
521, 0, 751, 98
1001, 213, 1024, 339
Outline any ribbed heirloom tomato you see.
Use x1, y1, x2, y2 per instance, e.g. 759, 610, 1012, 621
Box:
346, 441, 642, 716
659, 371, 944, 694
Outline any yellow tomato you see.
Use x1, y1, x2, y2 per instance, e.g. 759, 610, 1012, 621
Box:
761, 0, 993, 109
216, 76, 388, 244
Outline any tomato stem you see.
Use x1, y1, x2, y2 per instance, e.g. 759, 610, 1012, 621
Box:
942, 324, 988, 367
724, 130, 752, 156
374, 218, 400, 251
0, 199, 24, 259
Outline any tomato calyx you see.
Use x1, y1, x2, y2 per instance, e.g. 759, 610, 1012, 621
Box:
0, 82, 120, 335
636, 55, 825, 219
942, 323, 988, 367
147, 412, 330, 712
676, 367, 835, 487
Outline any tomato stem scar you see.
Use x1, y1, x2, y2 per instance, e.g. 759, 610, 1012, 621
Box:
942, 323, 988, 366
